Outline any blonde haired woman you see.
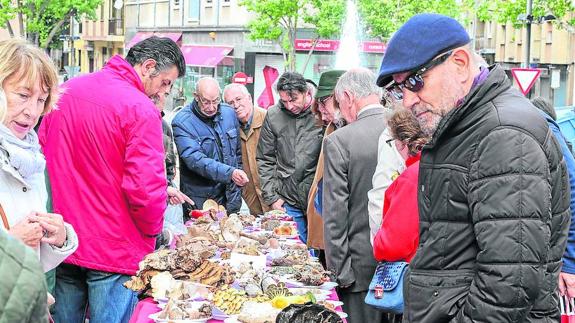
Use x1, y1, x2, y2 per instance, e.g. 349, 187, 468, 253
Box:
0, 39, 78, 273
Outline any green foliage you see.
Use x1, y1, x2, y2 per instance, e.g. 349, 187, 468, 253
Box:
0, 0, 102, 48
475, 0, 575, 27
357, 0, 473, 39
240, 0, 345, 70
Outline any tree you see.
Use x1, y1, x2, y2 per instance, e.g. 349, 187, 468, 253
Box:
475, 0, 575, 27
357, 0, 473, 40
240, 0, 345, 71
0, 0, 102, 49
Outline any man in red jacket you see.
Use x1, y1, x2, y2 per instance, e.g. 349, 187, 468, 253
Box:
39, 37, 185, 323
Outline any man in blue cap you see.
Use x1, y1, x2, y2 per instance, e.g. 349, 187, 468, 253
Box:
376, 13, 569, 322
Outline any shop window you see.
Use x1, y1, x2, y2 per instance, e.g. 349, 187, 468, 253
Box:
188, 0, 200, 20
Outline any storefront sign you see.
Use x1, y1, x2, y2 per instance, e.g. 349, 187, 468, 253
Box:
295, 39, 340, 52
294, 39, 386, 53
362, 41, 386, 53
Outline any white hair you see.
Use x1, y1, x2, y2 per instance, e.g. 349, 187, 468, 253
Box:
223, 83, 250, 97
334, 68, 381, 100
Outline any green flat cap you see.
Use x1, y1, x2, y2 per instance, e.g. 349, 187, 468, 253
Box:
315, 70, 346, 99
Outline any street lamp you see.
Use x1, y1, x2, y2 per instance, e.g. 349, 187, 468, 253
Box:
517, 0, 556, 68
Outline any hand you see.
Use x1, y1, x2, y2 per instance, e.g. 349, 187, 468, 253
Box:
231, 169, 249, 187
271, 199, 286, 212
8, 215, 43, 248
47, 292, 55, 307
30, 213, 67, 248
167, 186, 194, 205
559, 272, 575, 298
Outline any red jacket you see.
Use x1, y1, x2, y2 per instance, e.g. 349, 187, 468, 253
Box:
39, 55, 167, 275
373, 154, 420, 262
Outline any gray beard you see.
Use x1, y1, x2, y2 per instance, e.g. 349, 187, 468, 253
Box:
419, 114, 443, 138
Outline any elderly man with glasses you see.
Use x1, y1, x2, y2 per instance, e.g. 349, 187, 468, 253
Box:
376, 14, 570, 322
172, 77, 248, 215
223, 83, 269, 215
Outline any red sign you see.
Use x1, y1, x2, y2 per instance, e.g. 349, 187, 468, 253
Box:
362, 41, 386, 53
295, 39, 340, 52
232, 72, 253, 85
257, 66, 279, 109
511, 68, 541, 95
294, 39, 386, 53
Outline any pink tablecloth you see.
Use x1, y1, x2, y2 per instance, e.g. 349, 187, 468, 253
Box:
129, 289, 345, 323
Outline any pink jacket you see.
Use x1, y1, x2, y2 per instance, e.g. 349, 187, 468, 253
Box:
39, 55, 167, 275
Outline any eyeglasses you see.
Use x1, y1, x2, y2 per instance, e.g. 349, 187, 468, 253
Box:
318, 95, 333, 107
385, 50, 453, 101
197, 95, 221, 107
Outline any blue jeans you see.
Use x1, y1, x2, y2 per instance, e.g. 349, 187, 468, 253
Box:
53, 263, 138, 323
284, 204, 307, 244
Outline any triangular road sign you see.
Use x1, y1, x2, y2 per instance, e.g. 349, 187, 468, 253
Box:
511, 68, 541, 95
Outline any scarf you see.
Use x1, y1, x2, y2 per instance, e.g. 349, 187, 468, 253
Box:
0, 124, 45, 181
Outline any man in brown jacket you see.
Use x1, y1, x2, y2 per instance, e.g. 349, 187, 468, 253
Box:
307, 70, 345, 258
224, 83, 270, 215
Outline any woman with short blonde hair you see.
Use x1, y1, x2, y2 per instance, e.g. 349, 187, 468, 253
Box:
0, 39, 59, 115
0, 38, 77, 273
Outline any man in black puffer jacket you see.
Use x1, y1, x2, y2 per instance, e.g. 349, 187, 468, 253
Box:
376, 14, 570, 322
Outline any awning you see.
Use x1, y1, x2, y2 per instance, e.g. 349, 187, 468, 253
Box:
126, 32, 182, 48
180, 45, 233, 67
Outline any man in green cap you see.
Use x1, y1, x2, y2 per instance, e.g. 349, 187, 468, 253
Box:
307, 69, 346, 260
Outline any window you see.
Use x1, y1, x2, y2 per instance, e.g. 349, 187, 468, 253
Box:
188, 0, 200, 20
546, 30, 552, 44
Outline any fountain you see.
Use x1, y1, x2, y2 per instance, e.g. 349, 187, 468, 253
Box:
334, 0, 363, 69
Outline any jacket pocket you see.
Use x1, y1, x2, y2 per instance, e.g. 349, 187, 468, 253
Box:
225, 129, 238, 154
405, 269, 474, 323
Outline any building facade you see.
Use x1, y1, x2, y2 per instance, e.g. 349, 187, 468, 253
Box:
67, 0, 126, 75
471, 16, 575, 106
123, 0, 386, 109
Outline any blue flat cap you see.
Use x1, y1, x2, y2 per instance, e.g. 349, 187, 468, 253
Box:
376, 13, 470, 87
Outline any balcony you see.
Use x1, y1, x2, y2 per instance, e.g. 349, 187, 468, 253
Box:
108, 18, 124, 36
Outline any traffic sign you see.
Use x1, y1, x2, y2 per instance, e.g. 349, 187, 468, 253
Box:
232, 72, 253, 85
511, 68, 541, 95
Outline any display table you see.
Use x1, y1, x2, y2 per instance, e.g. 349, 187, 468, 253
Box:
127, 213, 346, 323
129, 289, 344, 323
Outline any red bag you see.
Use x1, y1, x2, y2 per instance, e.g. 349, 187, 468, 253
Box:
561, 295, 575, 323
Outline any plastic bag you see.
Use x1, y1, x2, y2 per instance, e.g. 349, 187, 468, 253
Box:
163, 203, 187, 235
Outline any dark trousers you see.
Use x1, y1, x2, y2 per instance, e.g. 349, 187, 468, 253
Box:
338, 289, 390, 323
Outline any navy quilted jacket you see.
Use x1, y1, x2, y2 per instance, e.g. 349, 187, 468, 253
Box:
172, 100, 242, 213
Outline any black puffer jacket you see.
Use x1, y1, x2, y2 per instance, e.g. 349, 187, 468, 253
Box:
404, 65, 571, 322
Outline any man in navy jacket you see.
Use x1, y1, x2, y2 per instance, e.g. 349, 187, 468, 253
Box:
531, 97, 575, 298
172, 77, 249, 214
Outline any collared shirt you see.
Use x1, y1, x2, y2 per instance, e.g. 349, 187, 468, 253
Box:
241, 110, 254, 135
